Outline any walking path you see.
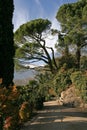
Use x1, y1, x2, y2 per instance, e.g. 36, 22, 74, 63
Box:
21, 100, 87, 130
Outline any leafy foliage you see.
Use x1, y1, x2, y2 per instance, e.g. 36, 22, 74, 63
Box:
71, 71, 87, 102
14, 18, 58, 73
0, 86, 20, 130
52, 67, 72, 95
80, 56, 87, 70
15, 19, 51, 42
18, 78, 46, 110
56, 0, 87, 69
57, 54, 77, 69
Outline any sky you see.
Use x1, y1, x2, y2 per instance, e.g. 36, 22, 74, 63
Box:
13, 0, 78, 31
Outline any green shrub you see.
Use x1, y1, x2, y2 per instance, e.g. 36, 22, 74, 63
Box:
53, 69, 72, 94
71, 71, 87, 102
0, 86, 20, 130
80, 56, 87, 70
18, 79, 45, 111
57, 54, 77, 69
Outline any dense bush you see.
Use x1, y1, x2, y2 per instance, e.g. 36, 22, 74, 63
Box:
80, 56, 87, 70
35, 73, 54, 101
53, 67, 72, 95
0, 86, 20, 130
0, 82, 45, 130
71, 71, 87, 102
18, 79, 46, 111
57, 54, 77, 69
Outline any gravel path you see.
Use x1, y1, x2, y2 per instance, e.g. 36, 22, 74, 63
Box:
21, 100, 87, 130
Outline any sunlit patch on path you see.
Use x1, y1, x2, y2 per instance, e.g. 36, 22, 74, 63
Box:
21, 100, 87, 130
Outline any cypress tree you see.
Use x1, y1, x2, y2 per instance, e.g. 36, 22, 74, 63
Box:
0, 0, 15, 88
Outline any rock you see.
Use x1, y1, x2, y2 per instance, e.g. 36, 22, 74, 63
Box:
59, 85, 82, 107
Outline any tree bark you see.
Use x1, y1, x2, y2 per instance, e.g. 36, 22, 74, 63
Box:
76, 47, 81, 69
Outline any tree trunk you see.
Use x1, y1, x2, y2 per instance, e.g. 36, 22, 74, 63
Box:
39, 39, 57, 73
76, 47, 81, 69
51, 47, 58, 70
